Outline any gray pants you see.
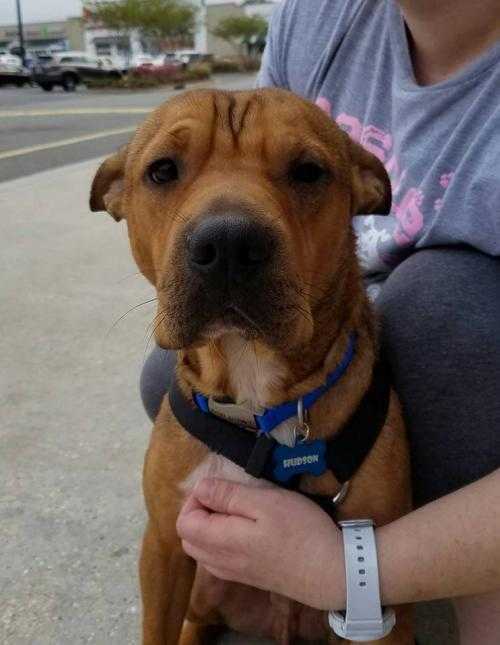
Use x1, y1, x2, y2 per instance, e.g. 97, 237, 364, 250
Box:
140, 247, 500, 507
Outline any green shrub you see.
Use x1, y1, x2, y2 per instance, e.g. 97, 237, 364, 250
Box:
211, 56, 261, 73
211, 58, 241, 73
86, 64, 211, 90
184, 62, 212, 81
241, 57, 261, 72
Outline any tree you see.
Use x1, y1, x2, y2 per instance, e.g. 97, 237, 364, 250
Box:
84, 0, 143, 33
141, 0, 198, 48
212, 15, 268, 58
84, 0, 198, 50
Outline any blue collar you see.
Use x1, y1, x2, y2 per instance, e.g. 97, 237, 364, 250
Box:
193, 333, 356, 434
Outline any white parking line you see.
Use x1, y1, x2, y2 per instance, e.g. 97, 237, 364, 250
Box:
0, 107, 151, 118
0, 126, 136, 160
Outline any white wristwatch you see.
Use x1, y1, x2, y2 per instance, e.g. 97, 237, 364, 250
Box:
328, 520, 396, 642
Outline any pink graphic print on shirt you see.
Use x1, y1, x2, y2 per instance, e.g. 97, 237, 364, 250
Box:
393, 188, 424, 246
316, 97, 333, 116
316, 99, 429, 250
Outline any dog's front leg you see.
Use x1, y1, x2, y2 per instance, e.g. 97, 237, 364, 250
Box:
140, 520, 196, 645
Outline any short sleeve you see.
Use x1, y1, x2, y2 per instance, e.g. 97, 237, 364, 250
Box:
256, 1, 289, 89
256, 0, 359, 96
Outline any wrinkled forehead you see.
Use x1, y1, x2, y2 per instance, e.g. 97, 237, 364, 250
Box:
127, 89, 347, 172
152, 88, 319, 136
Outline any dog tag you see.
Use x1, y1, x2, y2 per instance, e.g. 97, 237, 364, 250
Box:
272, 440, 327, 482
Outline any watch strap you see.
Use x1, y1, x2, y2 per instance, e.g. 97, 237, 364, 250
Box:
328, 519, 395, 641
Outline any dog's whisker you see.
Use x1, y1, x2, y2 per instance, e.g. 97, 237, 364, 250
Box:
236, 338, 251, 365
144, 308, 167, 339
106, 297, 159, 337
116, 265, 160, 284
143, 311, 169, 358
252, 340, 262, 387
209, 339, 228, 366
230, 304, 265, 336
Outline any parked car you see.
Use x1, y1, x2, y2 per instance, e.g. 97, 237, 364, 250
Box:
113, 54, 153, 74
130, 54, 156, 68
32, 52, 122, 91
0, 54, 31, 87
149, 55, 184, 71
174, 51, 212, 66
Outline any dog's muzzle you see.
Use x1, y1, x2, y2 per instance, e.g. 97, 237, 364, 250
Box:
186, 213, 276, 289
161, 207, 292, 347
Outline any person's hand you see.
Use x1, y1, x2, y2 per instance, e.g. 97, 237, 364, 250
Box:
176, 478, 345, 610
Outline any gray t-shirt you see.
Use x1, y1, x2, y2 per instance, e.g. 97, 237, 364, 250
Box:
258, 0, 500, 296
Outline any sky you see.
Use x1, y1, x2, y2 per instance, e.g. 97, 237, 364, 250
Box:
1, 0, 84, 25
0, 0, 271, 26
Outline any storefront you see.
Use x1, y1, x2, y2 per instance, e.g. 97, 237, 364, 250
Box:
0, 18, 84, 58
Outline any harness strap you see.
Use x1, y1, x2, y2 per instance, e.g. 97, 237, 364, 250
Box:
168, 359, 391, 489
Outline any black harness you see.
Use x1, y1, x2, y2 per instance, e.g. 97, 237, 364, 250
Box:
169, 360, 391, 517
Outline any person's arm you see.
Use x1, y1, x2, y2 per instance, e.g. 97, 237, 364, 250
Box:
377, 468, 500, 607
176, 470, 500, 611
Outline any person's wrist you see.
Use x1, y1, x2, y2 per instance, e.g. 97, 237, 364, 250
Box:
375, 519, 406, 607
316, 525, 346, 611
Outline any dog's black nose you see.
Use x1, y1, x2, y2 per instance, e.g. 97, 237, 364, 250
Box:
187, 214, 273, 284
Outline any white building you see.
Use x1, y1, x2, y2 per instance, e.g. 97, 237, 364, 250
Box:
196, 0, 277, 57
84, 27, 146, 68
244, 2, 278, 21
84, 0, 278, 65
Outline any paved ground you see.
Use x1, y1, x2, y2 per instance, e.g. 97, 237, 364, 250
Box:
0, 73, 256, 183
0, 74, 458, 644
1, 159, 152, 643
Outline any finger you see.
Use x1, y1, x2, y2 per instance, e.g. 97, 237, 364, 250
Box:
181, 539, 228, 566
181, 540, 216, 564
202, 564, 232, 581
177, 499, 254, 551
193, 478, 278, 520
176, 498, 212, 542
181, 541, 248, 583
178, 491, 205, 518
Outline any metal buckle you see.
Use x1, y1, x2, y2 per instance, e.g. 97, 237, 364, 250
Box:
292, 398, 350, 507
293, 397, 310, 444
207, 398, 262, 429
332, 481, 350, 507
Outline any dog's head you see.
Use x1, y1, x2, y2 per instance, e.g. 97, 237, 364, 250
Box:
90, 89, 390, 352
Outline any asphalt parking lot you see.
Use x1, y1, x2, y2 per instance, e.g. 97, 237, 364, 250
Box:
0, 73, 255, 184
0, 74, 458, 644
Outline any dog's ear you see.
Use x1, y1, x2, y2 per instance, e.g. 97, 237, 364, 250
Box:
89, 146, 128, 221
346, 136, 392, 215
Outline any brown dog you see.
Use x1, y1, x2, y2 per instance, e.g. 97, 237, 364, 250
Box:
90, 88, 412, 644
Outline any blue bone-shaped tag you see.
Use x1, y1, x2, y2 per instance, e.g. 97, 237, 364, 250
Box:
272, 440, 327, 482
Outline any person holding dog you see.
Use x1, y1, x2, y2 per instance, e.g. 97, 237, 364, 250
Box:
142, 0, 500, 641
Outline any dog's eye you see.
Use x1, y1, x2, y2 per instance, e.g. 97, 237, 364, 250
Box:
290, 161, 326, 184
148, 158, 179, 185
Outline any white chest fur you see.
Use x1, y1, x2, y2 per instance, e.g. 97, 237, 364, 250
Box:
179, 452, 275, 495
220, 332, 287, 407
179, 332, 288, 495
